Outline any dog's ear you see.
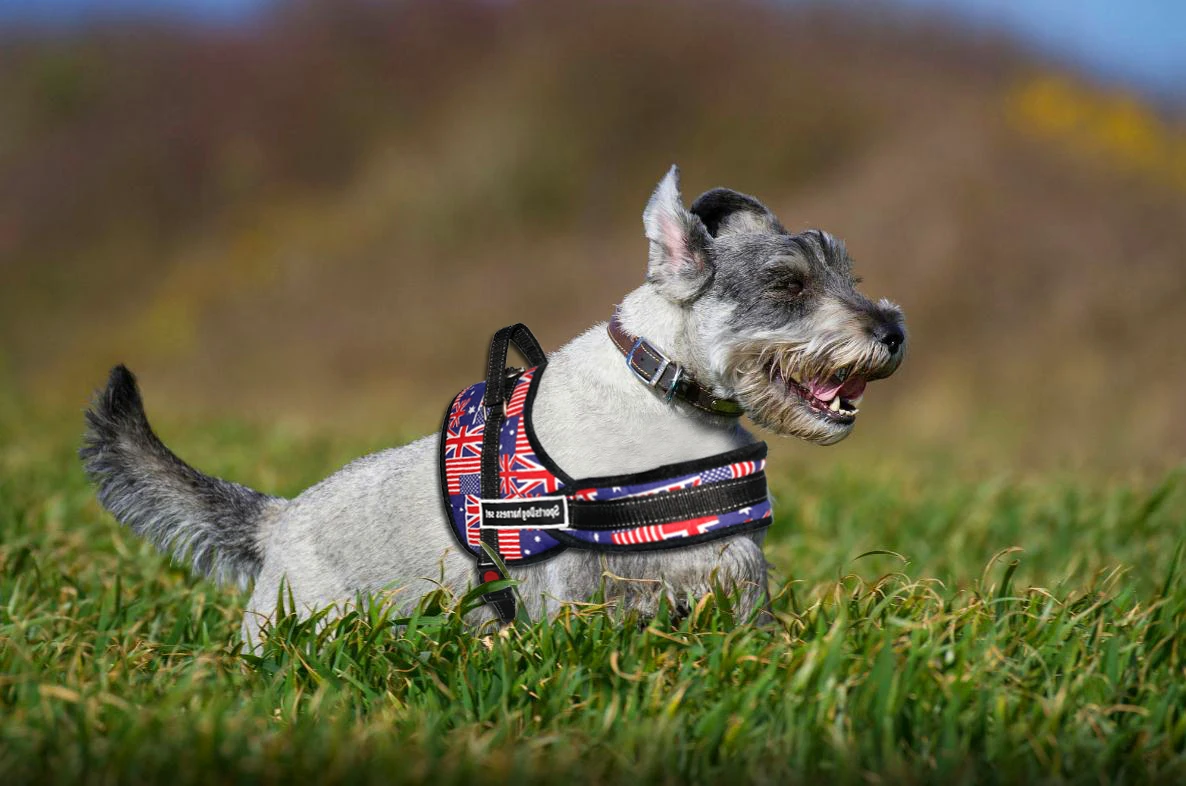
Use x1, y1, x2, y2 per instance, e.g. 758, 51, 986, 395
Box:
690, 188, 786, 237
643, 166, 714, 303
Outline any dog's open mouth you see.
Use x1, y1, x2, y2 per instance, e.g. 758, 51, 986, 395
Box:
729, 339, 902, 445
770, 365, 866, 424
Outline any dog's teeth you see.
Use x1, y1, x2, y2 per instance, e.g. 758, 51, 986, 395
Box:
828, 397, 841, 412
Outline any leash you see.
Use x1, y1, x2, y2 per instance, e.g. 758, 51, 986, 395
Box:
442, 318, 771, 625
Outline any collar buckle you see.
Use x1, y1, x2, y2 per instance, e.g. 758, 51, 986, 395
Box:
626, 337, 685, 402
610, 308, 742, 417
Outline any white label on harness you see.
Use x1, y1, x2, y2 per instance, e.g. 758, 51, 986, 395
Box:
479, 496, 569, 529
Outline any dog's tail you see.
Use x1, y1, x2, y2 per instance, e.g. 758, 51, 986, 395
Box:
80, 365, 283, 587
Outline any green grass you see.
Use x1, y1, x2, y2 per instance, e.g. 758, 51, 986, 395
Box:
1, 409, 1184, 785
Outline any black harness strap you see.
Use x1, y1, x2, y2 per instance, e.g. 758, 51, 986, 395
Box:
562, 473, 767, 531
478, 324, 547, 623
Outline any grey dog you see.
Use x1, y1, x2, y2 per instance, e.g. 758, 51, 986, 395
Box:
81, 166, 906, 645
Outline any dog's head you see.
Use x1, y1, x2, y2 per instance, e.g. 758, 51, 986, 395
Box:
643, 166, 906, 446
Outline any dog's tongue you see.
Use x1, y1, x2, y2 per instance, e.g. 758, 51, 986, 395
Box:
808, 375, 866, 402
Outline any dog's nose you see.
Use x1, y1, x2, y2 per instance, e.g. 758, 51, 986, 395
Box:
875, 325, 904, 354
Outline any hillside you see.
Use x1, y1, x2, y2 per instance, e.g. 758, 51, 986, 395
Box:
1, 0, 1183, 470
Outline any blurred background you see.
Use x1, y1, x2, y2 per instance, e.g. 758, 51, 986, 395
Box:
1, 0, 1183, 474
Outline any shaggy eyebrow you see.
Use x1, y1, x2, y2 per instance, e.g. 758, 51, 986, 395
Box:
764, 253, 810, 276
787, 235, 821, 265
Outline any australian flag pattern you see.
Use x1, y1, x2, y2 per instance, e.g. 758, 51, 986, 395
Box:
442, 367, 771, 565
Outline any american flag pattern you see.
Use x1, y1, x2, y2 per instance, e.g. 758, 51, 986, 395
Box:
561, 457, 771, 548
442, 368, 771, 564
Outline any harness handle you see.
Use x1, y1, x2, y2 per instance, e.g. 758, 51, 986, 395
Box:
482, 323, 546, 412
477, 323, 547, 624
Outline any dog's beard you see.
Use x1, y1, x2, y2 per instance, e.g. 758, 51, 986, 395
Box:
724, 335, 902, 446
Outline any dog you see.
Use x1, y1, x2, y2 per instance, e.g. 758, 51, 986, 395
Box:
80, 166, 905, 645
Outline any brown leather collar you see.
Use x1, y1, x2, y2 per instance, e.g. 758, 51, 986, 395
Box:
607, 309, 743, 417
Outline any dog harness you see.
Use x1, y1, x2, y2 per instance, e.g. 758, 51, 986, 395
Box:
438, 322, 773, 622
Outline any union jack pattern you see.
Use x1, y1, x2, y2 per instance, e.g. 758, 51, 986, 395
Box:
448, 392, 474, 430
463, 493, 481, 546
443, 394, 485, 493
442, 367, 771, 565
499, 450, 562, 498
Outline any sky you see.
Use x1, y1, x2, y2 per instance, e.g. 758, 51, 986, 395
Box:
0, 0, 264, 26
0, 0, 1182, 101
891, 0, 1186, 101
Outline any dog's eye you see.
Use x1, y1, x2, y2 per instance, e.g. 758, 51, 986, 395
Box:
766, 273, 805, 301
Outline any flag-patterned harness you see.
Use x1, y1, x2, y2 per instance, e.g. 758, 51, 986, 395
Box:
438, 323, 773, 622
